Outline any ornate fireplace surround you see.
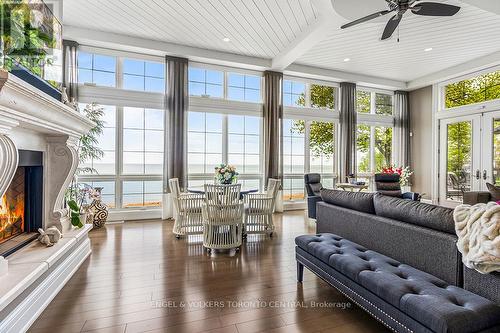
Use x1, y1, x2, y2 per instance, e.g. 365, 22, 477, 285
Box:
0, 70, 94, 332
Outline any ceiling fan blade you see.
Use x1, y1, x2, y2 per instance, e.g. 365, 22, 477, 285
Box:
411, 2, 460, 16
341, 10, 392, 29
381, 13, 403, 40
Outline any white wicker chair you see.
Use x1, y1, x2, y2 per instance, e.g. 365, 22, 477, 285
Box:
169, 178, 204, 238
244, 178, 280, 237
202, 184, 244, 252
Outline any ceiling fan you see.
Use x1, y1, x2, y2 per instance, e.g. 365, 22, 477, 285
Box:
340, 0, 461, 40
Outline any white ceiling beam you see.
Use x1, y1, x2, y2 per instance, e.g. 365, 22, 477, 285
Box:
285, 63, 407, 90
407, 50, 500, 90
64, 26, 272, 71
64, 25, 407, 90
271, 0, 342, 71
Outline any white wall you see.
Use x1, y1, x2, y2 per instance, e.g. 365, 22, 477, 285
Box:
409, 86, 433, 200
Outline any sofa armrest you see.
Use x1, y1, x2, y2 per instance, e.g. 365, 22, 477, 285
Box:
307, 196, 323, 219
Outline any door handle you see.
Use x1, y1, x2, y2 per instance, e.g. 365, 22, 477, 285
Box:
475, 170, 480, 180
483, 170, 487, 180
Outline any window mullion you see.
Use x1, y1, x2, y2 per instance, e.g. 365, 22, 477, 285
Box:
304, 120, 311, 174
116, 106, 124, 208
222, 114, 228, 164
370, 91, 376, 114
370, 126, 376, 174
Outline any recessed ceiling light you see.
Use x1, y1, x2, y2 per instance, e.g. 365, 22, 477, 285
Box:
222, 37, 231, 42
343, 58, 351, 62
424, 47, 433, 52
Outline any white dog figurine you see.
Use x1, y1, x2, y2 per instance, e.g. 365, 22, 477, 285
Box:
38, 227, 63, 247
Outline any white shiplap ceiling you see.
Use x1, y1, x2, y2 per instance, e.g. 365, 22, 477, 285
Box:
63, 0, 500, 86
297, 0, 500, 81
63, 0, 317, 59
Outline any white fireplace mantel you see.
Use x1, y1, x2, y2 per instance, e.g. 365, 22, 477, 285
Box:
0, 70, 94, 232
0, 70, 95, 332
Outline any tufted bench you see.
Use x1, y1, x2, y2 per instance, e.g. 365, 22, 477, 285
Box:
296, 233, 500, 333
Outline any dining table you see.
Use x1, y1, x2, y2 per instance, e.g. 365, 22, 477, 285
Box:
187, 188, 258, 200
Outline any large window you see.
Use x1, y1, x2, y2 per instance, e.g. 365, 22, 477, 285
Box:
187, 112, 261, 190
282, 119, 336, 201
227, 73, 261, 103
78, 50, 165, 211
284, 80, 306, 107
228, 115, 260, 173
357, 125, 393, 174
188, 68, 224, 98
78, 52, 116, 87
356, 89, 394, 178
310, 84, 336, 109
284, 80, 337, 110
187, 112, 223, 174
123, 59, 165, 93
445, 70, 500, 108
357, 90, 393, 115
80, 104, 116, 175
122, 180, 162, 208
122, 107, 164, 175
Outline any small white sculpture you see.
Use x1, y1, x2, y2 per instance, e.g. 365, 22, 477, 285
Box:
38, 227, 63, 247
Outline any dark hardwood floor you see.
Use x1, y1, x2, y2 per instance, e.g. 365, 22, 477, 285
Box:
29, 211, 389, 333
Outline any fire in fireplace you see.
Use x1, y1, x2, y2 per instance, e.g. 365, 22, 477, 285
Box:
0, 150, 43, 257
0, 168, 26, 244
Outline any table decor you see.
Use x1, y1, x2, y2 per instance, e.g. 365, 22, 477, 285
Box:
214, 164, 239, 185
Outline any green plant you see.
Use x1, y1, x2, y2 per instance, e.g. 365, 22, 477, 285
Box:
64, 103, 105, 227
77, 103, 105, 175
1, 0, 56, 76
67, 199, 83, 228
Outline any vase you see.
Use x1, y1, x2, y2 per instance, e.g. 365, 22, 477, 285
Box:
86, 187, 109, 229
401, 185, 412, 193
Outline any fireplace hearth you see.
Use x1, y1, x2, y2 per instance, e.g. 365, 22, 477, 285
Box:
0, 150, 43, 257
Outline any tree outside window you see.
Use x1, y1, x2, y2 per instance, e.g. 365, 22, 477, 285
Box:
445, 70, 500, 108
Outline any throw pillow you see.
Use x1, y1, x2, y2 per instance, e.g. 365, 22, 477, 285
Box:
486, 183, 500, 201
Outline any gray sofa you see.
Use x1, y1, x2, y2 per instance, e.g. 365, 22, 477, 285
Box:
295, 190, 500, 333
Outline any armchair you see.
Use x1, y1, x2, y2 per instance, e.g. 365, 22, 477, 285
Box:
374, 173, 420, 201
202, 184, 243, 252
304, 173, 323, 219
169, 178, 204, 238
244, 178, 280, 237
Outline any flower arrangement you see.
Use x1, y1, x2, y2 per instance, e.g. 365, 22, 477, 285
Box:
214, 164, 239, 185
382, 165, 413, 186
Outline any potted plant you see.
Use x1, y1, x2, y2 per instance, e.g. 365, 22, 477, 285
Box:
66, 183, 92, 228
64, 103, 106, 229
382, 165, 413, 192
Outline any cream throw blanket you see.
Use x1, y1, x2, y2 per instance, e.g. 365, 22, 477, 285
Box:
454, 202, 500, 274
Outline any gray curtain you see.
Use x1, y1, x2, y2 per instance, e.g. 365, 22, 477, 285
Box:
62, 39, 79, 102
339, 82, 357, 182
263, 71, 283, 185
395, 91, 411, 167
165, 56, 189, 192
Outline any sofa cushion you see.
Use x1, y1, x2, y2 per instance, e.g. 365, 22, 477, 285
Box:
296, 233, 500, 333
320, 189, 375, 214
373, 194, 455, 234
308, 183, 322, 196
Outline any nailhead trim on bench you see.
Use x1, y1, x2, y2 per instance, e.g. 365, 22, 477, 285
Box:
297, 253, 414, 333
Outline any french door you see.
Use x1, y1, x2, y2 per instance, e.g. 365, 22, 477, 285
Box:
439, 110, 500, 207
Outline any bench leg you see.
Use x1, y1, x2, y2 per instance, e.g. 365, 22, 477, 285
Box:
297, 262, 304, 283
